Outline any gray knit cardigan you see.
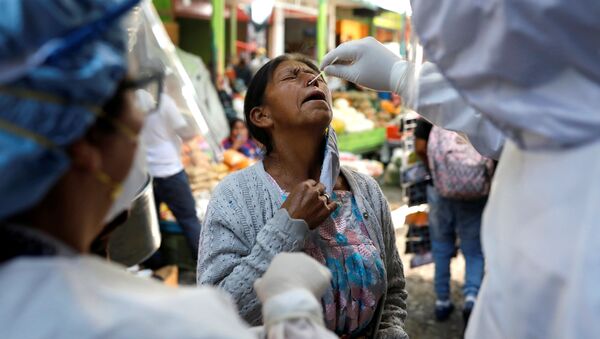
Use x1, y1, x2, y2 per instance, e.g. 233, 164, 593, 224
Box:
197, 162, 408, 339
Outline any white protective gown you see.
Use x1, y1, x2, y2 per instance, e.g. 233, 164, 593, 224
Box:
408, 0, 600, 338
0, 229, 336, 339
0, 255, 253, 339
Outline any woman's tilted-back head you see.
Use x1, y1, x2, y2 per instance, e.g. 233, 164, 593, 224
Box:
244, 54, 332, 155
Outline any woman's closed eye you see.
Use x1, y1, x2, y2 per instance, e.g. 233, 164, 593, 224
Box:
280, 68, 324, 83
280, 68, 301, 81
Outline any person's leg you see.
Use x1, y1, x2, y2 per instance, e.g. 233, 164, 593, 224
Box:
456, 197, 487, 324
427, 184, 457, 320
153, 170, 201, 259
456, 198, 487, 298
152, 180, 164, 219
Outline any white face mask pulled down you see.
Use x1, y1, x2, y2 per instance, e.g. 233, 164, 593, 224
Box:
319, 127, 341, 195
103, 144, 148, 224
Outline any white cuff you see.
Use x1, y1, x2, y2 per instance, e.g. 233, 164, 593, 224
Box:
389, 61, 411, 96
262, 289, 324, 329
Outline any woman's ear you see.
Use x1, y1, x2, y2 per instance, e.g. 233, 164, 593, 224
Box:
69, 139, 102, 174
249, 106, 273, 129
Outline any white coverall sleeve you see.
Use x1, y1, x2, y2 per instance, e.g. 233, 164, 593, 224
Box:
413, 62, 506, 159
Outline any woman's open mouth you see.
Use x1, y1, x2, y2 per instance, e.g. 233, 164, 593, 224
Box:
302, 89, 328, 105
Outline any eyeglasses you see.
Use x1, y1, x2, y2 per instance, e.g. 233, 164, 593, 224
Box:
125, 71, 164, 115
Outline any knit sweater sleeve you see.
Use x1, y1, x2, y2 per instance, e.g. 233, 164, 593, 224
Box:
197, 175, 310, 326
360, 174, 409, 339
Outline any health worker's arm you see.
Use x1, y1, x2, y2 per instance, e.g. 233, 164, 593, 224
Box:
322, 37, 505, 159
416, 62, 505, 159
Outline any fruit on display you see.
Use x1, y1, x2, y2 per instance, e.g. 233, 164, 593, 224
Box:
181, 137, 226, 194
404, 211, 428, 227
339, 152, 384, 178
222, 149, 252, 171
380, 100, 401, 115
332, 98, 375, 133
331, 117, 346, 134
331, 91, 401, 133
185, 163, 229, 193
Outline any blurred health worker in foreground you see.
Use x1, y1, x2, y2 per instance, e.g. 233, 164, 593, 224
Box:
322, 1, 600, 338
0, 1, 338, 338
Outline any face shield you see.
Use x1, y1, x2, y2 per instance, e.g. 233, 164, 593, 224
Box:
105, 0, 224, 266
125, 2, 222, 157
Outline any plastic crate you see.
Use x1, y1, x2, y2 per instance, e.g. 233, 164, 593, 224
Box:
405, 224, 431, 254
337, 128, 386, 154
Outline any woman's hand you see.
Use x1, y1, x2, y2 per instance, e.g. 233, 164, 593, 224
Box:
282, 180, 338, 229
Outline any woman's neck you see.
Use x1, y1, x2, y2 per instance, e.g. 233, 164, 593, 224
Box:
264, 130, 326, 190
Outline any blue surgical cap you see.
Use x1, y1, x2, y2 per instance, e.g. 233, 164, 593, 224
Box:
0, 0, 139, 219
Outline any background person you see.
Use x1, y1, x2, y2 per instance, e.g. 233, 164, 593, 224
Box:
221, 118, 261, 159
234, 56, 253, 88
415, 118, 491, 324
139, 88, 202, 258
216, 75, 239, 121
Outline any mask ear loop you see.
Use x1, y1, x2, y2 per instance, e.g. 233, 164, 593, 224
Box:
95, 171, 124, 200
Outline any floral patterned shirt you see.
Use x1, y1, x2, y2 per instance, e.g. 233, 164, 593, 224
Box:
269, 175, 385, 336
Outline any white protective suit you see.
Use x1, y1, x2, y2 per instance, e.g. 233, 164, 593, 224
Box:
0, 226, 337, 339
322, 1, 600, 338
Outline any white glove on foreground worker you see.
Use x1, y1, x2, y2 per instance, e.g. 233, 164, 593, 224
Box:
254, 253, 337, 339
255, 252, 331, 305
321, 37, 410, 94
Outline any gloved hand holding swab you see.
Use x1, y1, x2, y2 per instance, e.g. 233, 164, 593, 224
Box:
308, 56, 339, 85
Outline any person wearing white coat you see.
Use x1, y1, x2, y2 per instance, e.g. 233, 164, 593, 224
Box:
321, 1, 600, 338
0, 1, 338, 338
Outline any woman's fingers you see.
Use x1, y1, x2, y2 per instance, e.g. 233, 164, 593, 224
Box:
282, 179, 341, 229
304, 179, 318, 187
314, 182, 326, 195
326, 199, 338, 212
318, 194, 329, 206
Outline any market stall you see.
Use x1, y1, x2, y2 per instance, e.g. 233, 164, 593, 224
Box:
327, 88, 403, 178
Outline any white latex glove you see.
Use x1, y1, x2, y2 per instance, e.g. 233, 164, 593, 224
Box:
255, 253, 336, 339
254, 252, 332, 303
321, 37, 410, 94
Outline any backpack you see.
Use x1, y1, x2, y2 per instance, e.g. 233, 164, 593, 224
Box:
427, 126, 495, 200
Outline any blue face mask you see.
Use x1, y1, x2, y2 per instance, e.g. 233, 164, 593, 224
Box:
319, 127, 341, 195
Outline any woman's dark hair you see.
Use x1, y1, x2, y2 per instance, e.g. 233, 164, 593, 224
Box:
243, 54, 320, 155
228, 117, 245, 137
